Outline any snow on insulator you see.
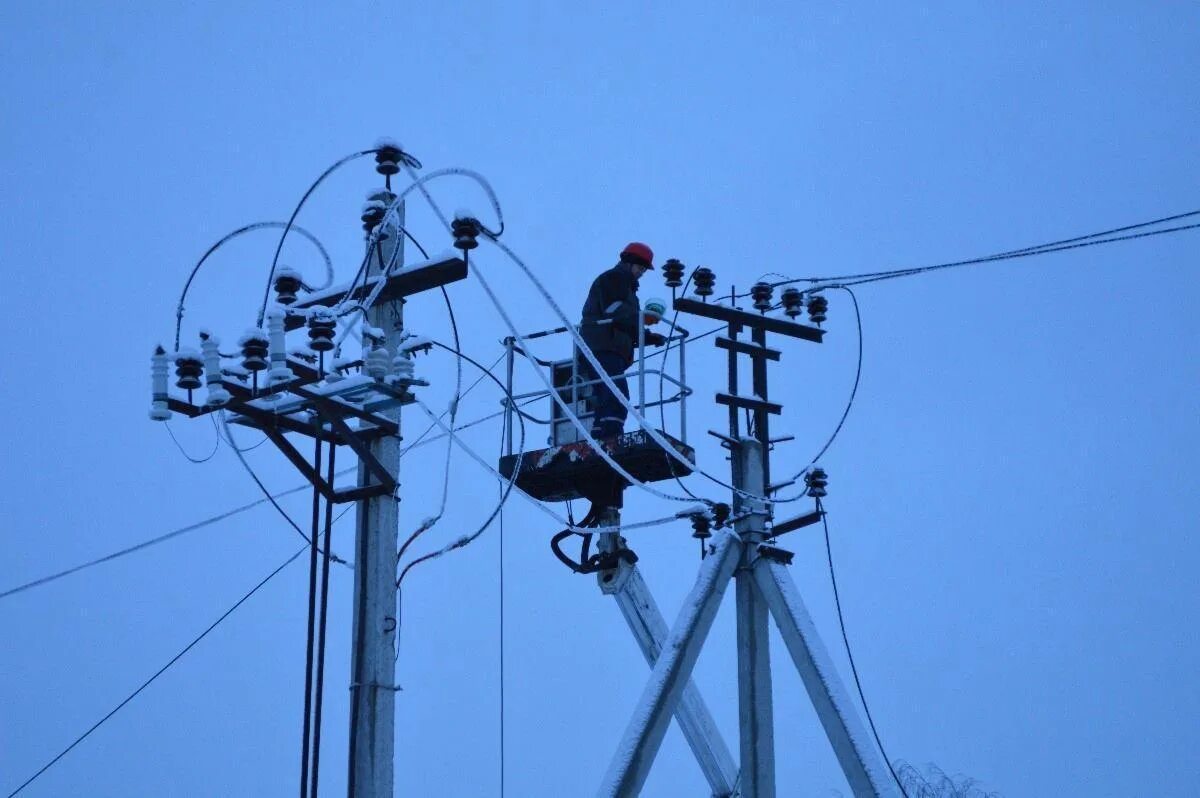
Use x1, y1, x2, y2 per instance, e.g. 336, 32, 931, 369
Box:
391, 351, 415, 383
751, 282, 774, 313
807, 294, 828, 326
173, 348, 204, 391
238, 328, 269, 372
781, 287, 803, 318
199, 333, 231, 407
324, 356, 351, 384
375, 139, 403, 176
149, 345, 171, 421
366, 345, 391, 381
661, 258, 685, 289
692, 267, 716, 298
265, 308, 293, 385
451, 214, 480, 251
307, 309, 336, 352
273, 265, 303, 305
804, 467, 828, 498
361, 197, 387, 233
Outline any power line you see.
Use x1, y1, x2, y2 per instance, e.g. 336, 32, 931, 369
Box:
4, 546, 306, 798
748, 209, 1200, 294
819, 501, 909, 798
808, 286, 863, 466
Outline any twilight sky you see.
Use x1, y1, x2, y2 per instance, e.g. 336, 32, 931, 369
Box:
2, 3, 1198, 796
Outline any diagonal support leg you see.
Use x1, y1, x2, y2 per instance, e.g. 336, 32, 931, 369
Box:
596, 531, 742, 798
751, 557, 901, 798
596, 535, 738, 796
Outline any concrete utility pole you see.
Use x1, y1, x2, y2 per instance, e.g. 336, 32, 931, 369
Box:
347, 197, 404, 798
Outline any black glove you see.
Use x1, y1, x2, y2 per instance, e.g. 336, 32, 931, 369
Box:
643, 330, 667, 347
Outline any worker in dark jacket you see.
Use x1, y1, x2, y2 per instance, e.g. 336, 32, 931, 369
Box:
578, 242, 666, 439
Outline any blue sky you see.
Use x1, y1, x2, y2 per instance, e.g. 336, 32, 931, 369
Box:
2, 3, 1198, 796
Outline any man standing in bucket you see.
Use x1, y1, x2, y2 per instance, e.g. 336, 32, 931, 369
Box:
578, 242, 667, 439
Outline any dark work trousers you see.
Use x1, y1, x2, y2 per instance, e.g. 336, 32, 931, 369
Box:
580, 350, 630, 437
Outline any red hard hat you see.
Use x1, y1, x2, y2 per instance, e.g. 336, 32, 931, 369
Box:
621, 242, 654, 269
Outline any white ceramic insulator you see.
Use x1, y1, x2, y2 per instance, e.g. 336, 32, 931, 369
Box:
392, 352, 415, 383
149, 349, 171, 421
366, 346, 391, 381
266, 307, 293, 384
201, 337, 231, 407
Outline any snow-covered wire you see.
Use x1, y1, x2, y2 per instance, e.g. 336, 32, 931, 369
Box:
392, 169, 714, 504
256, 149, 378, 327
175, 221, 333, 351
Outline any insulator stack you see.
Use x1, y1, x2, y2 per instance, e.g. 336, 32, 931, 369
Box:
174, 349, 203, 391
751, 282, 774, 313
807, 295, 828, 326
392, 351, 415, 383
691, 513, 712, 540
375, 141, 403, 176
711, 503, 731, 529
781, 287, 804, 318
366, 345, 391, 381
199, 333, 230, 407
149, 345, 171, 421
452, 215, 480, 251
662, 258, 685, 289
307, 310, 336, 352
361, 197, 386, 233
804, 467, 828, 498
265, 308, 293, 385
239, 329, 269, 373
273, 266, 302, 305
692, 267, 716, 298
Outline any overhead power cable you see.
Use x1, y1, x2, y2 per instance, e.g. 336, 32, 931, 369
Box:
4, 545, 306, 798
819, 501, 909, 798
754, 209, 1200, 294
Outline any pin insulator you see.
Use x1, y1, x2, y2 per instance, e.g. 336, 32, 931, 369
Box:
273, 266, 302, 305
174, 350, 204, 391
361, 190, 394, 236
375, 143, 403, 176
307, 311, 336, 352
451, 216, 480, 251
150, 345, 171, 421
807, 295, 828, 326
366, 346, 391, 381
239, 329, 269, 372
691, 514, 712, 540
804, 467, 828, 498
751, 282, 774, 313
692, 267, 716, 298
662, 258, 685, 288
781, 287, 804, 318
392, 352, 415, 382
711, 503, 731, 529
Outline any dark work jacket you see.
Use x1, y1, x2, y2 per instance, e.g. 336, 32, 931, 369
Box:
579, 262, 641, 366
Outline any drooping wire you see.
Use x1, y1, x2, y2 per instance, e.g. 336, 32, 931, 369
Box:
808, 286, 863, 466
221, 412, 348, 565
299, 436, 323, 798
175, 221, 333, 350
164, 419, 220, 463
4, 545, 306, 798
819, 500, 910, 798
309, 442, 336, 798
256, 149, 378, 327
